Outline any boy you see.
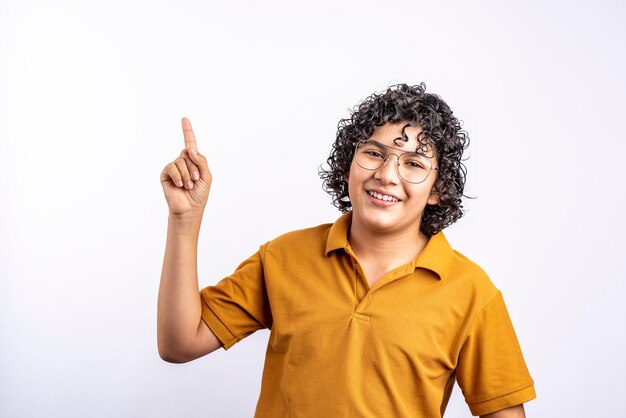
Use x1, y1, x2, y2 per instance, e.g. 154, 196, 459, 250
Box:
158, 84, 536, 417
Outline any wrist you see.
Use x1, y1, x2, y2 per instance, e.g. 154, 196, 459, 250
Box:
168, 211, 204, 233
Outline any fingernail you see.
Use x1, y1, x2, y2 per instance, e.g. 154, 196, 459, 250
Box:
189, 147, 197, 155
192, 171, 199, 181
177, 180, 184, 187
186, 181, 194, 189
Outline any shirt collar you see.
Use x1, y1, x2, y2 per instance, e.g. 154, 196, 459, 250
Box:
412, 231, 454, 280
325, 211, 454, 280
325, 211, 352, 255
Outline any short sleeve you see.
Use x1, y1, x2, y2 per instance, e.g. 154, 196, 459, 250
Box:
456, 291, 536, 416
199, 243, 272, 350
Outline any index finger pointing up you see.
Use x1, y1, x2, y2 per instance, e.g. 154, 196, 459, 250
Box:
181, 117, 198, 151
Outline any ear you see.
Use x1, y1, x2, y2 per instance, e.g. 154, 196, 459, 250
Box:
427, 188, 440, 206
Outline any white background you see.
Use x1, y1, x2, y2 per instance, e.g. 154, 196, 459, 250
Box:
1, 0, 625, 417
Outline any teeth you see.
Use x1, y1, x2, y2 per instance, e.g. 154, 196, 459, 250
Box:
368, 191, 399, 202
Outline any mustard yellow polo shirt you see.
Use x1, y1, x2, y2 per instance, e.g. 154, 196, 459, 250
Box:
200, 212, 535, 417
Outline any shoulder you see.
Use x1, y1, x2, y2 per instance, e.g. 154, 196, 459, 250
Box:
446, 246, 500, 311
449, 249, 492, 285
262, 222, 334, 258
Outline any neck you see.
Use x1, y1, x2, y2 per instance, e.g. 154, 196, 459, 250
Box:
348, 218, 429, 269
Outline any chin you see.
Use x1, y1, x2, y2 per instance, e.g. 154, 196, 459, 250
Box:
359, 213, 406, 234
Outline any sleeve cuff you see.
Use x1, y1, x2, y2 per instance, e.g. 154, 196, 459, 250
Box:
200, 299, 239, 350
468, 384, 536, 416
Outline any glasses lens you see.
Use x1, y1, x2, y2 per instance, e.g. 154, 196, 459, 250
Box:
355, 140, 433, 183
355, 141, 387, 170
398, 153, 432, 183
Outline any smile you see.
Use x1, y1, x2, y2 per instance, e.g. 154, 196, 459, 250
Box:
368, 190, 400, 202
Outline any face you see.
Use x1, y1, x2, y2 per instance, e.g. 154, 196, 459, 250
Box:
347, 122, 439, 236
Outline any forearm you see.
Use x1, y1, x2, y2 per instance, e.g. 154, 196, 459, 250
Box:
480, 404, 525, 418
157, 213, 204, 361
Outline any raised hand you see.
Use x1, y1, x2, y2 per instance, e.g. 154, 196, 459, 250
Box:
160, 118, 212, 216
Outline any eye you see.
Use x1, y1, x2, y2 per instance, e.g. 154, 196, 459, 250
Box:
403, 156, 427, 170
364, 150, 385, 159
358, 142, 387, 159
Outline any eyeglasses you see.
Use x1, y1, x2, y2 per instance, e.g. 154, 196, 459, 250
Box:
354, 140, 438, 184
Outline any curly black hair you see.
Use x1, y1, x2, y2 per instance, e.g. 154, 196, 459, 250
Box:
319, 83, 469, 236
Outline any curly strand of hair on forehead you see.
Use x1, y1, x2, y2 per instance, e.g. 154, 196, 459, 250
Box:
319, 83, 469, 237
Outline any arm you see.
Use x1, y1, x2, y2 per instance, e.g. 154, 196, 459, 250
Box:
157, 118, 222, 363
480, 404, 526, 418
157, 213, 222, 362
457, 291, 536, 416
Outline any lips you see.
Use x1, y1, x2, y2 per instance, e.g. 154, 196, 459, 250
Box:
367, 190, 401, 202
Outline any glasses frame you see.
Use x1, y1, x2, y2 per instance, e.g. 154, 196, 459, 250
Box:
353, 139, 438, 184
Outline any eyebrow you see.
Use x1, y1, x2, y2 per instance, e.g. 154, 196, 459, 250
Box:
366, 139, 429, 157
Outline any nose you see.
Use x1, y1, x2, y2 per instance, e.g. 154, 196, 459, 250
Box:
375, 154, 401, 184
